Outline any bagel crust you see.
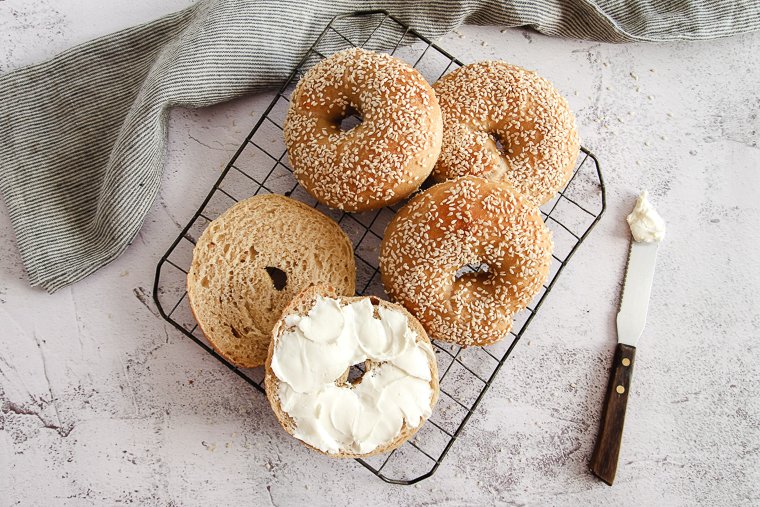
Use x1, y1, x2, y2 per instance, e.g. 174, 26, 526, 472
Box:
432, 61, 579, 206
379, 176, 553, 347
284, 48, 443, 212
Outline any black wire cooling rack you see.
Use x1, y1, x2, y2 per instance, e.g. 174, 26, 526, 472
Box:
153, 10, 606, 485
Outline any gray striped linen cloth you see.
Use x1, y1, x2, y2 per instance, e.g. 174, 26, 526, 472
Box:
1, 1, 758, 292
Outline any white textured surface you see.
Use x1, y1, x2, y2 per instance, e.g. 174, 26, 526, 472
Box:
1, 1, 759, 505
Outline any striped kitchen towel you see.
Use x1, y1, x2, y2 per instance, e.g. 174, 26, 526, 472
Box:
0, 0, 758, 292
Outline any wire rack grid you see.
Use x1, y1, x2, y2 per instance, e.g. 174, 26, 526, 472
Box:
153, 10, 606, 485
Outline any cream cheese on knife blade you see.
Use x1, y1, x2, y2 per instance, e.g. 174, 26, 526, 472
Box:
626, 190, 666, 242
617, 189, 665, 346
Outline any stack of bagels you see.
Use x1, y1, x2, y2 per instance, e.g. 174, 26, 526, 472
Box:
187, 47, 579, 457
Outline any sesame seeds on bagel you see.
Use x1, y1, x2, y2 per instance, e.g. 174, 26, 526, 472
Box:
284, 48, 443, 212
379, 176, 553, 347
432, 61, 579, 207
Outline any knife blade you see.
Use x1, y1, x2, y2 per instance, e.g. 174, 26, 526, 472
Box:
617, 241, 659, 346
591, 192, 664, 486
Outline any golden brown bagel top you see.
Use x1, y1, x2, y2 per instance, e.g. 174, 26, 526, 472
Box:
284, 48, 442, 212
432, 61, 579, 206
379, 176, 553, 347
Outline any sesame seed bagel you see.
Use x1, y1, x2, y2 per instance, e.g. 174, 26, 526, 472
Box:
379, 176, 553, 347
432, 61, 579, 207
284, 48, 443, 212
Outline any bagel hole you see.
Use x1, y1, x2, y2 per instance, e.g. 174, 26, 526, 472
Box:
490, 133, 511, 156
455, 263, 490, 280
264, 266, 287, 291
347, 363, 366, 384
338, 106, 363, 132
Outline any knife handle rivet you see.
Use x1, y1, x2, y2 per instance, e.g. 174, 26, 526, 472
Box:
622, 358, 631, 367
616, 385, 626, 394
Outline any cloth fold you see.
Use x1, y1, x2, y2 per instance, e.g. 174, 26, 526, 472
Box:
1, 0, 758, 292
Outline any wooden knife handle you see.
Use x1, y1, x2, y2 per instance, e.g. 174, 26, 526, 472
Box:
590, 343, 636, 485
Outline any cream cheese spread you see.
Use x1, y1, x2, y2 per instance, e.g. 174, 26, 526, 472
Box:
270, 296, 435, 455
626, 190, 666, 242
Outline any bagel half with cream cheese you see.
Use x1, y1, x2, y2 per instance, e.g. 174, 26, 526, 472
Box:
265, 286, 439, 458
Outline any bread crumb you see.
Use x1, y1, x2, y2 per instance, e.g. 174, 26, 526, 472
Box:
630, 72, 638, 80
500, 28, 508, 33
481, 41, 488, 47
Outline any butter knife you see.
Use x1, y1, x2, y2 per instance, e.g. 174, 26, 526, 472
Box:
591, 191, 665, 485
